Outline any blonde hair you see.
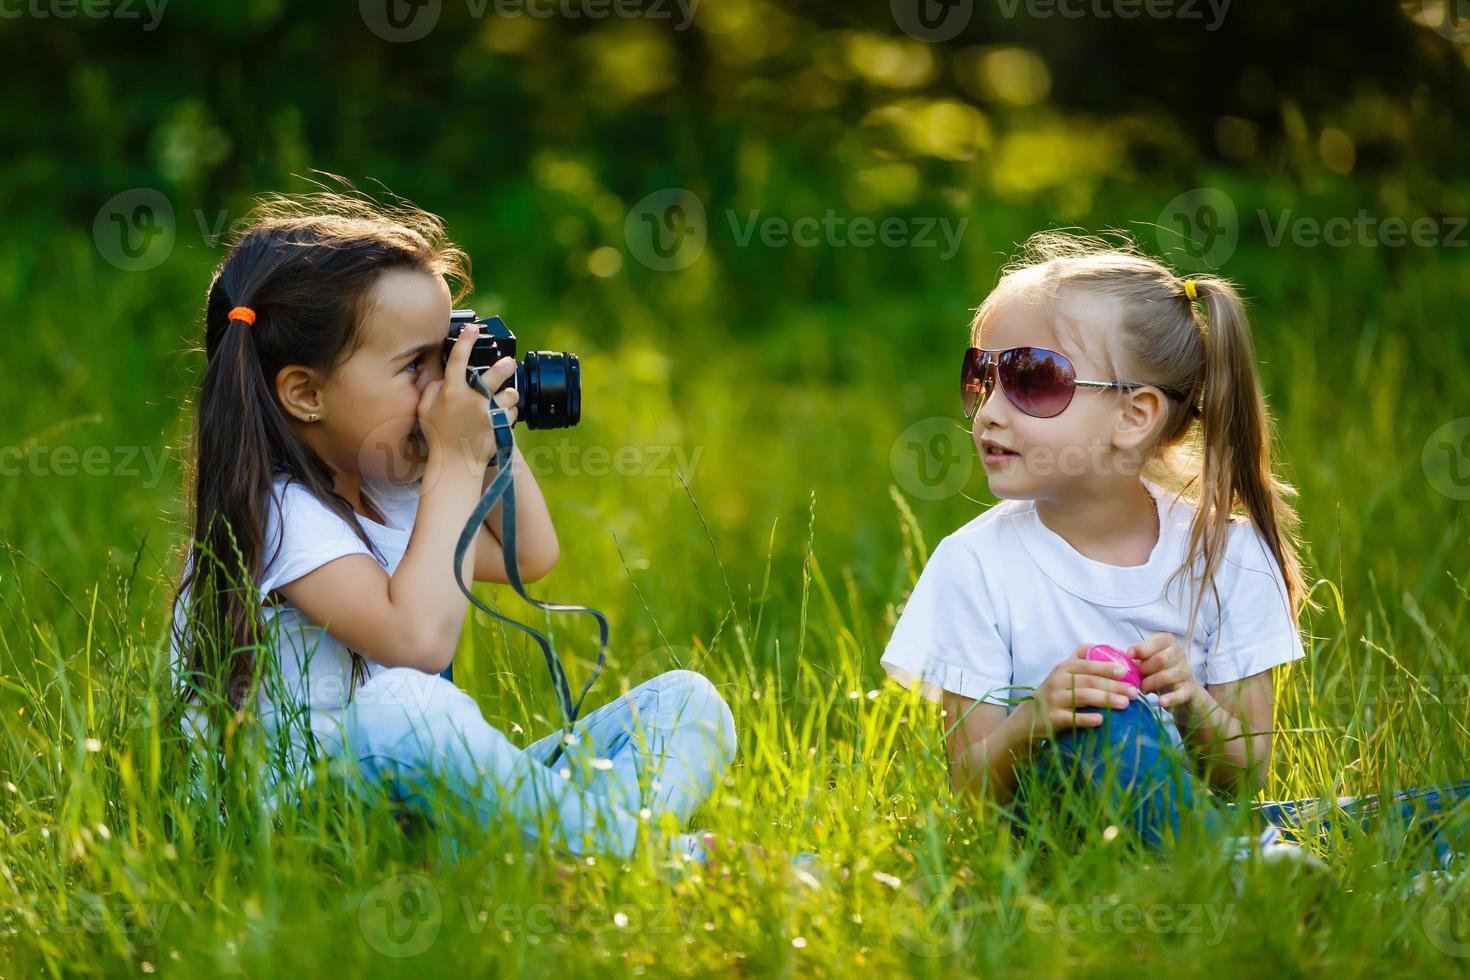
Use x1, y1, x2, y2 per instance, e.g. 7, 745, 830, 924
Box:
970, 230, 1315, 646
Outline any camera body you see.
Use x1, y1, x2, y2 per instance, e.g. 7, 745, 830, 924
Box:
441, 310, 581, 430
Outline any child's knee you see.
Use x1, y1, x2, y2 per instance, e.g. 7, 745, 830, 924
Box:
653, 669, 738, 766
1053, 700, 1170, 773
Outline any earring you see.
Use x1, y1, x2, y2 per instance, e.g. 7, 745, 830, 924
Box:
308, 413, 319, 422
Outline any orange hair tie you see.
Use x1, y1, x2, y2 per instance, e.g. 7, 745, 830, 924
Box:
228, 306, 256, 326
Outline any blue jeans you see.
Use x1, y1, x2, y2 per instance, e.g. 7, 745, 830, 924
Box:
312, 668, 737, 861
1013, 699, 1470, 872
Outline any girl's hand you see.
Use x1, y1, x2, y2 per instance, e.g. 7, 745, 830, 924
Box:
1132, 632, 1203, 710
486, 356, 520, 426
1030, 645, 1139, 736
417, 325, 515, 469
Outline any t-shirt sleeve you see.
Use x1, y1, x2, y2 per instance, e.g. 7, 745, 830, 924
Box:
880, 536, 1014, 705
1203, 524, 1307, 685
258, 480, 375, 597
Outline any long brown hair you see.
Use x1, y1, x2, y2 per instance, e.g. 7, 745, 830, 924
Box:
169, 185, 470, 744
971, 231, 1315, 647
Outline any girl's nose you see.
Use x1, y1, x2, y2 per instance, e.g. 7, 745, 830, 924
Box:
975, 378, 1010, 429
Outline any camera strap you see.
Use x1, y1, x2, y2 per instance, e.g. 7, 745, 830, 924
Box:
442, 372, 609, 768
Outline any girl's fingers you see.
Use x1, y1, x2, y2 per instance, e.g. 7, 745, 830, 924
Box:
489, 355, 517, 384
1136, 649, 1178, 677
1060, 687, 1127, 711
1062, 675, 1136, 698
447, 323, 478, 380
1064, 659, 1132, 680
1159, 685, 1196, 708
1130, 633, 1173, 657
1141, 666, 1188, 694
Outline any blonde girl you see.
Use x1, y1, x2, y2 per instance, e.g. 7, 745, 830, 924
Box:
883, 231, 1312, 853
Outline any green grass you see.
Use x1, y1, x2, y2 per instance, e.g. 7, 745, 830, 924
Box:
3, 178, 1470, 977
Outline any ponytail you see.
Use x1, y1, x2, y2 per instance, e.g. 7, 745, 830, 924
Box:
170, 188, 470, 751
977, 231, 1316, 656
1178, 276, 1312, 643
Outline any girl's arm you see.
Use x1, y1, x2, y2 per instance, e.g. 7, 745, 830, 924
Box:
277, 329, 504, 673
1132, 632, 1275, 795
1177, 670, 1276, 796
472, 443, 559, 583
942, 648, 1137, 804
278, 453, 492, 674
942, 695, 1038, 805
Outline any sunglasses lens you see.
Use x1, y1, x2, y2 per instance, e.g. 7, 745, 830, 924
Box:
961, 348, 991, 419
999, 348, 1075, 418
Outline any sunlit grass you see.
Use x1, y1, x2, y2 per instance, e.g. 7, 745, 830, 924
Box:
2, 181, 1469, 975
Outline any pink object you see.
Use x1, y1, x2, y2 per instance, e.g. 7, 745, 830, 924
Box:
1085, 644, 1142, 691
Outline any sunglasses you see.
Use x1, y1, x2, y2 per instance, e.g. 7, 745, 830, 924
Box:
961, 346, 1200, 420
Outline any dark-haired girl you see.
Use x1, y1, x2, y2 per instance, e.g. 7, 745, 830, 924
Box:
169, 191, 734, 862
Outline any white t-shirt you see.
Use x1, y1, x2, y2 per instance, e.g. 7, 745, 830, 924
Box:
169, 472, 424, 763
880, 479, 1306, 747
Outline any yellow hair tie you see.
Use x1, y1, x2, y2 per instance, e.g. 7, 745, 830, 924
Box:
1183, 279, 1198, 302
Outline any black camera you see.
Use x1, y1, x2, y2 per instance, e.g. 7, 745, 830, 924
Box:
441, 310, 581, 430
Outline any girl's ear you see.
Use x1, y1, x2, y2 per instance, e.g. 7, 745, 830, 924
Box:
1112, 387, 1167, 454
275, 364, 326, 424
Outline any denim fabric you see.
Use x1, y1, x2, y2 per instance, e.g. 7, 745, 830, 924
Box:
311, 668, 736, 861
1012, 699, 1469, 872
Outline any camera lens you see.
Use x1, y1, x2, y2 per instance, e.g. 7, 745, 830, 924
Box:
517, 352, 581, 430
